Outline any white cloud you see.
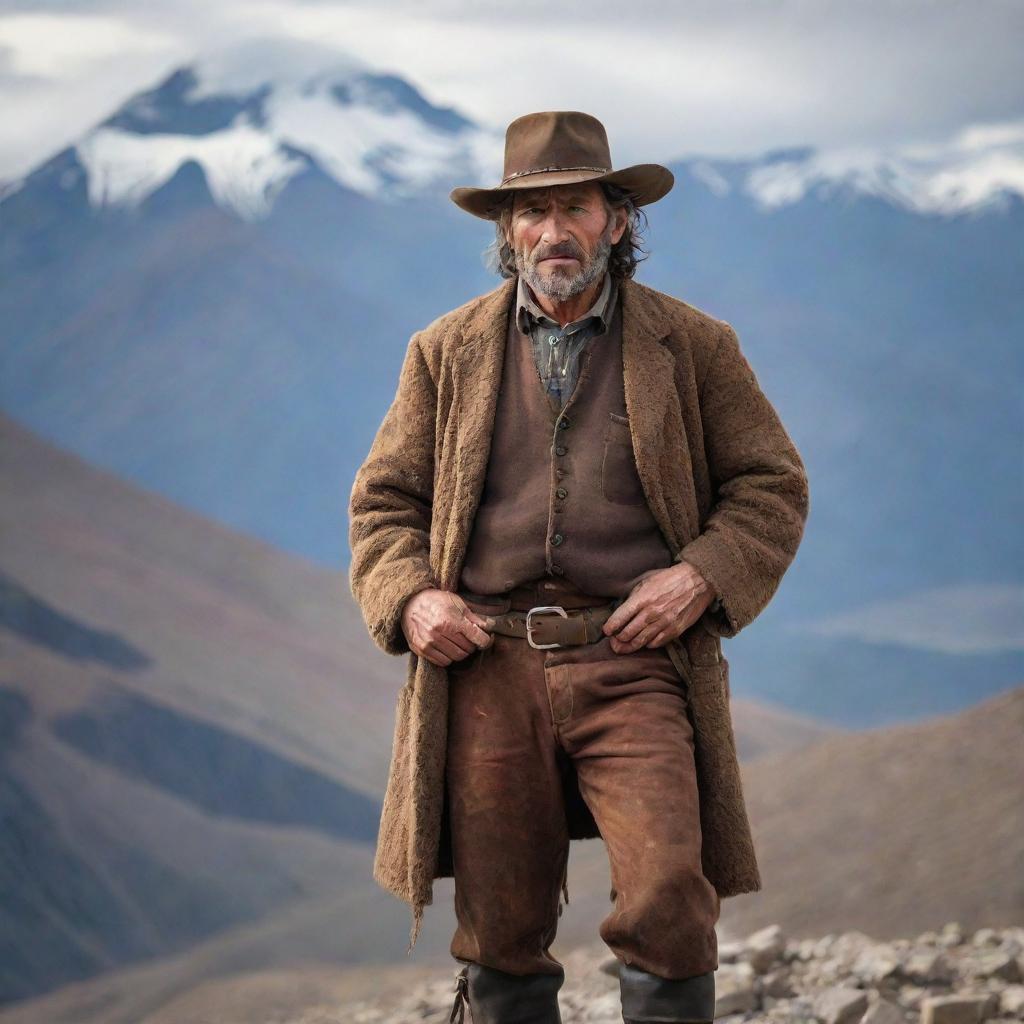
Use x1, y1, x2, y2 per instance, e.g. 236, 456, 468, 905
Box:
0, 13, 172, 75
0, 1, 1021, 182
801, 584, 1024, 656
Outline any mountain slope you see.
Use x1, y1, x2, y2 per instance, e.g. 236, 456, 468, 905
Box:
726, 684, 1024, 937
0, 408, 404, 1005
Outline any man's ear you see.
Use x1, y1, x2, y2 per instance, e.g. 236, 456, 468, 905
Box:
613, 205, 628, 244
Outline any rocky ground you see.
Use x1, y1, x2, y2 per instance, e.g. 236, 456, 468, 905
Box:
310, 923, 1024, 1023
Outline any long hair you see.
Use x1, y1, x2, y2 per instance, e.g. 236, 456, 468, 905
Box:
482, 181, 650, 280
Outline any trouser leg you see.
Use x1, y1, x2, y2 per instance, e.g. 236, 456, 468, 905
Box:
538, 585, 721, 983
445, 622, 570, 983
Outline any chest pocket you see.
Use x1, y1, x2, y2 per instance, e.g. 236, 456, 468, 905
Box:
601, 412, 647, 506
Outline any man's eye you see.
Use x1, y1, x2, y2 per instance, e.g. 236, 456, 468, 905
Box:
521, 205, 584, 214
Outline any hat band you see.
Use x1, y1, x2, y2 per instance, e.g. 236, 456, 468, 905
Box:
500, 164, 612, 185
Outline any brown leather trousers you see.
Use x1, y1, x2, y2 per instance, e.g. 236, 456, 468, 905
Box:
446, 574, 721, 983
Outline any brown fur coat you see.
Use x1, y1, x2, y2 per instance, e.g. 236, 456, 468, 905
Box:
348, 275, 810, 951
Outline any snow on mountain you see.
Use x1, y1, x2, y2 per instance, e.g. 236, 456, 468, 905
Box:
738, 119, 1024, 216
72, 36, 504, 221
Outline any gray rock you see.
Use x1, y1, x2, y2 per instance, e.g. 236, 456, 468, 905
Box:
920, 993, 995, 1024
795, 938, 821, 962
854, 948, 903, 985
862, 996, 907, 1024
970, 951, 1022, 983
718, 938, 747, 963
904, 950, 955, 985
762, 966, 797, 999
998, 985, 1024, 1017
745, 924, 787, 973
714, 961, 759, 1016
813, 985, 870, 1024
901, 985, 933, 1010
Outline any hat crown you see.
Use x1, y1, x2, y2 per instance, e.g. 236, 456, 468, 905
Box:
501, 111, 612, 185
449, 109, 673, 220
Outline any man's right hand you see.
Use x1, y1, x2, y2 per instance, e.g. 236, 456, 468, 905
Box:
401, 589, 495, 667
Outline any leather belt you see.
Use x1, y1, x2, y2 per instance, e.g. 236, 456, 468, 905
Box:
458, 593, 621, 650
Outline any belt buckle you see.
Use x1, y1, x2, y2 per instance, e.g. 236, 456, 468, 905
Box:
525, 605, 568, 649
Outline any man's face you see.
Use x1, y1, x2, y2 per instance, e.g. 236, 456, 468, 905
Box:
505, 181, 628, 301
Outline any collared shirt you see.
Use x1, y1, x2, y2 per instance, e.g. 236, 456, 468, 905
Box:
516, 271, 620, 411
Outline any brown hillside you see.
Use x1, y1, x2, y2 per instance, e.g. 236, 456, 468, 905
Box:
722, 684, 1024, 938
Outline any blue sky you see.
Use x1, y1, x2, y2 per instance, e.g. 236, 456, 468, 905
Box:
0, 0, 1022, 182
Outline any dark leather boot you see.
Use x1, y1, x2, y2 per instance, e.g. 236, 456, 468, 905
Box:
448, 961, 564, 1023
619, 962, 716, 1023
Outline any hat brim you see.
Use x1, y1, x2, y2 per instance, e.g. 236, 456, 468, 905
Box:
449, 163, 674, 220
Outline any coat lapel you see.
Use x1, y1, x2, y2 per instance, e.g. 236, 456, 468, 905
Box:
617, 277, 681, 549
442, 277, 517, 589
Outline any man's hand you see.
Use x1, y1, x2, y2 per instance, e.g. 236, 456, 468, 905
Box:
602, 562, 716, 654
401, 589, 496, 668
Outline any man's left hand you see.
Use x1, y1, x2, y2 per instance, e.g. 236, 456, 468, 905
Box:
602, 562, 715, 654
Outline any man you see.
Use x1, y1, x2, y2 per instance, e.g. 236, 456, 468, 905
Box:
348, 111, 810, 1024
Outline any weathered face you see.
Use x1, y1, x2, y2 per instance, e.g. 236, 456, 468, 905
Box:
505, 180, 628, 301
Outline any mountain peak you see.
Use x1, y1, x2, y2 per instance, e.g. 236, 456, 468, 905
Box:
65, 36, 501, 221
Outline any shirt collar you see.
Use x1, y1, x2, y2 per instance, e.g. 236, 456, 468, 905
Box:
515, 270, 618, 338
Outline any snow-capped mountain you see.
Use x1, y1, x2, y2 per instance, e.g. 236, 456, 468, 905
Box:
8, 37, 504, 222
2, 36, 1022, 224
698, 120, 1024, 217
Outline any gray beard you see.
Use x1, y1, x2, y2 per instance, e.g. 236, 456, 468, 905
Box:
514, 224, 614, 301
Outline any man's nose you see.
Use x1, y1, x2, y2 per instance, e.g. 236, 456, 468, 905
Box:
539, 210, 573, 243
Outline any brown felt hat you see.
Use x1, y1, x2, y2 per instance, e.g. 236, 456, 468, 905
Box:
450, 110, 674, 220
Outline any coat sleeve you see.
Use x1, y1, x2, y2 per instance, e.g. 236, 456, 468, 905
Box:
674, 322, 810, 638
348, 330, 439, 656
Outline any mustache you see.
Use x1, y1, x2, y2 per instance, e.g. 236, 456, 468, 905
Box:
534, 245, 583, 262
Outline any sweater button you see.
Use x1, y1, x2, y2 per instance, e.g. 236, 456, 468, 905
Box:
554, 445, 567, 456
557, 416, 571, 429
551, 564, 564, 575
551, 533, 564, 546
556, 486, 567, 499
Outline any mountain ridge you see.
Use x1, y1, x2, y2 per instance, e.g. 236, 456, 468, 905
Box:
2, 37, 1022, 221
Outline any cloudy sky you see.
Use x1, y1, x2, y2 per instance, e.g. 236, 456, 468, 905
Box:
0, 0, 1021, 183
